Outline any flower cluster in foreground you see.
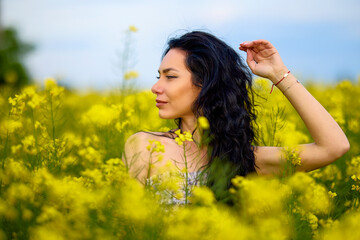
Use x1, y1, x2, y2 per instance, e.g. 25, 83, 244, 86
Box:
0, 78, 359, 239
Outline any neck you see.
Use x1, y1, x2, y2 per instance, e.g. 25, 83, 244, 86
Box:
180, 116, 201, 143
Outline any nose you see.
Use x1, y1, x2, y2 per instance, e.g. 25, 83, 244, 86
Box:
151, 79, 163, 95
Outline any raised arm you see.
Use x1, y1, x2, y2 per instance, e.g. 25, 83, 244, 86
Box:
239, 40, 350, 175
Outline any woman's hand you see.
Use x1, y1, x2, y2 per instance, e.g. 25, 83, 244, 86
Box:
239, 40, 288, 83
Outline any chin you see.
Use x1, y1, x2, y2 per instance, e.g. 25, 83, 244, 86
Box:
158, 110, 176, 119
158, 114, 173, 119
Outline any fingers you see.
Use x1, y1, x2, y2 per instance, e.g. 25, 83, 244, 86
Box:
239, 39, 274, 52
245, 49, 256, 72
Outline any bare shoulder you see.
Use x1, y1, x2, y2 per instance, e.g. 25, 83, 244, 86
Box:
123, 131, 172, 185
123, 132, 152, 185
125, 132, 152, 148
125, 131, 170, 149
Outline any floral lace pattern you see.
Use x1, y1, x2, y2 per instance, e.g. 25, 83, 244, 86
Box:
146, 171, 208, 205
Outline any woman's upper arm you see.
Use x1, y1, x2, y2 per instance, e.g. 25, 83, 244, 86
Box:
254, 143, 349, 175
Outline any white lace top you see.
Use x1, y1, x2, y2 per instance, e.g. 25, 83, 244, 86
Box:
146, 171, 208, 205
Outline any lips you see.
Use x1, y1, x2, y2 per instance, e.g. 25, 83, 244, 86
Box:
156, 99, 168, 107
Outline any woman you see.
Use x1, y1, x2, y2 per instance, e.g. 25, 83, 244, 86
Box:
124, 31, 349, 203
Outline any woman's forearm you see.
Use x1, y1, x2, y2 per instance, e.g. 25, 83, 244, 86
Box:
273, 70, 350, 164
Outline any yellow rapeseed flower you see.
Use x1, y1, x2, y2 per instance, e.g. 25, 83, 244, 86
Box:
123, 70, 139, 80
146, 139, 165, 153
128, 25, 138, 32
22, 135, 37, 155
188, 186, 215, 206
81, 104, 119, 127
197, 116, 210, 130
0, 120, 22, 134
328, 191, 337, 198
44, 77, 57, 89
174, 129, 193, 146
28, 93, 45, 109
44, 77, 64, 97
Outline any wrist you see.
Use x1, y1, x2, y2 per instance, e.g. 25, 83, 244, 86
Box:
269, 69, 291, 94
270, 67, 289, 84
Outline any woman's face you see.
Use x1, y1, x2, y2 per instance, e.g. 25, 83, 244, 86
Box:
151, 48, 201, 119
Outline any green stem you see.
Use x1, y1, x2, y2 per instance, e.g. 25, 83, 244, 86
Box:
145, 152, 153, 189
2, 132, 9, 170
184, 144, 189, 205
2, 110, 12, 169
31, 108, 41, 169
49, 95, 58, 169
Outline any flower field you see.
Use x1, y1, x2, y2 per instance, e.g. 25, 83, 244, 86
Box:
0, 77, 359, 240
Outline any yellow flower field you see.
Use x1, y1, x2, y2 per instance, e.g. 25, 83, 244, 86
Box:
0, 77, 359, 240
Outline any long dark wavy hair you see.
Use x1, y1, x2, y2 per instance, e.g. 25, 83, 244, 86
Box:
163, 31, 257, 204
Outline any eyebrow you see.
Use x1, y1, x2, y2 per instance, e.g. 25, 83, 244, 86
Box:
158, 68, 179, 74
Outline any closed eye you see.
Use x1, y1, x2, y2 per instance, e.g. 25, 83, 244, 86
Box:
156, 75, 178, 79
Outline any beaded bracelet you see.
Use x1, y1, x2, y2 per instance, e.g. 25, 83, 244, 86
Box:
270, 70, 291, 94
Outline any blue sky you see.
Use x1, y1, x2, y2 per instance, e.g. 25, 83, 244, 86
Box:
3, 0, 360, 90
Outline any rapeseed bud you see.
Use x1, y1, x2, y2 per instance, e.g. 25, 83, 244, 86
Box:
128, 25, 138, 32
8, 94, 26, 116
123, 70, 139, 80
22, 135, 37, 155
22, 85, 38, 97
283, 146, 302, 167
197, 116, 209, 130
146, 139, 165, 153
328, 191, 337, 198
304, 212, 319, 230
45, 77, 64, 97
28, 93, 45, 109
